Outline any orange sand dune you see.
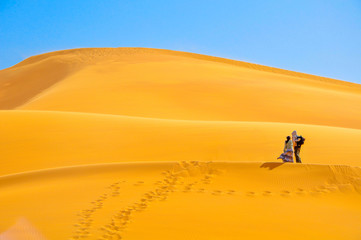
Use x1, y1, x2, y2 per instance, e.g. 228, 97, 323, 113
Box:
1, 48, 361, 240
0, 162, 360, 240
0, 110, 361, 176
1, 48, 361, 129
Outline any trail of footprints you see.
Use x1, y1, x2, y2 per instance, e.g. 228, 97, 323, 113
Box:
70, 161, 353, 239
96, 161, 222, 240
70, 161, 218, 240
71, 181, 125, 239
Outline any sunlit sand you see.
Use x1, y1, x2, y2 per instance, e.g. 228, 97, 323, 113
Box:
0, 48, 360, 239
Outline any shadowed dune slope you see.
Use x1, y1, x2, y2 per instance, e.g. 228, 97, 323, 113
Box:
1, 48, 361, 129
0, 162, 360, 240
0, 110, 361, 176
0, 53, 83, 109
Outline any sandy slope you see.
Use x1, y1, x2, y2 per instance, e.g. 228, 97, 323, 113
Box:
1, 48, 361, 129
1, 110, 361, 177
1, 162, 360, 240
0, 48, 361, 240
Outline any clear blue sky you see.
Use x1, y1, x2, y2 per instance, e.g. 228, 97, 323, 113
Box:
1, 0, 361, 83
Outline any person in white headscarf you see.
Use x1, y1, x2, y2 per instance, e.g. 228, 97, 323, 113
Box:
292, 130, 303, 163
277, 136, 294, 163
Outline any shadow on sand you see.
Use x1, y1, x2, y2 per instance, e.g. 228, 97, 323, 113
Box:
260, 162, 285, 170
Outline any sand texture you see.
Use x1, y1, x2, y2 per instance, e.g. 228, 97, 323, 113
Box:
0, 48, 360, 239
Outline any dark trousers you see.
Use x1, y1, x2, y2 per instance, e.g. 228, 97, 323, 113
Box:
294, 146, 302, 163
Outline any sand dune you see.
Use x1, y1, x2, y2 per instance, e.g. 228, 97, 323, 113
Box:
1, 48, 361, 239
1, 110, 361, 176
0, 162, 360, 239
1, 48, 361, 129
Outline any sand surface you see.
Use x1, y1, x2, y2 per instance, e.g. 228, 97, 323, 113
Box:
0, 48, 360, 239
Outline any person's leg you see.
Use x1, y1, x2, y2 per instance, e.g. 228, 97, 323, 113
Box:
284, 151, 293, 163
295, 147, 302, 163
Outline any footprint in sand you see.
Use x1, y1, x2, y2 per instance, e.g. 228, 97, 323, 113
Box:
154, 180, 163, 185
197, 188, 205, 193
246, 191, 256, 197
280, 190, 291, 197
227, 190, 236, 195
134, 181, 145, 186
183, 183, 195, 193
295, 188, 306, 196
212, 190, 223, 196
202, 175, 213, 184
316, 185, 330, 194
144, 193, 155, 200
262, 191, 272, 197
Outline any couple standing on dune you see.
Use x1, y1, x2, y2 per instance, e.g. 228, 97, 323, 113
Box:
278, 131, 304, 163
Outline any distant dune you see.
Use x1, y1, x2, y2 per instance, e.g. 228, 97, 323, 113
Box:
0, 48, 360, 239
1, 48, 361, 129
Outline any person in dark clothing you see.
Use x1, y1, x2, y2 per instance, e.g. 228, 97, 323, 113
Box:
294, 145, 302, 163
292, 131, 305, 163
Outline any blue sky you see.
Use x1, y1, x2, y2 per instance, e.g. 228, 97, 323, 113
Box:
1, 0, 361, 83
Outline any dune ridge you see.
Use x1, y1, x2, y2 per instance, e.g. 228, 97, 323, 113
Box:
8, 48, 361, 88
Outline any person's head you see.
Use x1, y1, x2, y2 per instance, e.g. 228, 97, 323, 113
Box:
286, 136, 291, 141
292, 130, 298, 139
